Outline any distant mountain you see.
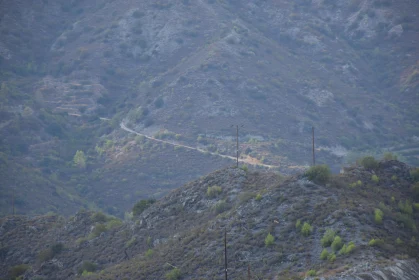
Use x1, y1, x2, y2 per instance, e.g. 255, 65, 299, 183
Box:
0, 0, 418, 217
1, 160, 419, 279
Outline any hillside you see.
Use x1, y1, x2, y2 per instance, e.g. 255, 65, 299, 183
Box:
1, 160, 419, 279
1, 0, 419, 217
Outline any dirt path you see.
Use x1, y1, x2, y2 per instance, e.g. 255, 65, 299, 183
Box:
120, 123, 279, 169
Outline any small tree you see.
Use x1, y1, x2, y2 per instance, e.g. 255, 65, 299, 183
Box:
265, 233, 275, 246
301, 222, 313, 236
305, 165, 331, 185
73, 150, 86, 169
359, 156, 378, 170
132, 199, 156, 216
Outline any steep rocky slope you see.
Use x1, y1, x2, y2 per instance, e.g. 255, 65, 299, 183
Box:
1, 0, 419, 217
1, 160, 419, 279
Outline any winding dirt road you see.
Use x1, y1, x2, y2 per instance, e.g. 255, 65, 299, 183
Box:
120, 123, 279, 169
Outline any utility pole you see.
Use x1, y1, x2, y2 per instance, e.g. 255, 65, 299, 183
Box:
236, 125, 239, 168
247, 263, 251, 280
224, 228, 228, 280
12, 187, 15, 215
312, 126, 315, 166
231, 125, 243, 168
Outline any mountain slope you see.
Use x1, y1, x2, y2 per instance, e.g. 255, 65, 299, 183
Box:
1, 160, 419, 279
1, 0, 419, 217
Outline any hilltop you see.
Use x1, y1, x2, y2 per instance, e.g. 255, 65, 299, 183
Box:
1, 159, 419, 279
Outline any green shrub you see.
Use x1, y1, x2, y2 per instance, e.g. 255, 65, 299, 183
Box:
306, 269, 316, 277
396, 238, 403, 245
413, 203, 419, 211
411, 182, 419, 198
391, 175, 398, 181
383, 152, 397, 161
213, 200, 229, 214
92, 212, 108, 223
255, 193, 262, 201
331, 236, 343, 252
359, 156, 378, 170
8, 264, 30, 279
106, 218, 123, 229
374, 208, 383, 224
125, 237, 136, 248
398, 200, 413, 215
132, 199, 156, 216
410, 168, 419, 182
301, 222, 313, 236
295, 219, 301, 229
265, 233, 275, 246
37, 243, 64, 262
349, 180, 363, 188
320, 249, 329, 260
395, 212, 416, 230
145, 248, 154, 257
321, 229, 336, 247
339, 241, 355, 255
165, 268, 181, 280
371, 175, 380, 183
240, 165, 248, 172
368, 238, 383, 246
78, 261, 97, 274
328, 253, 336, 263
207, 185, 222, 198
305, 165, 331, 184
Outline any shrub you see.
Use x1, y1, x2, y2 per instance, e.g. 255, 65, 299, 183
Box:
359, 156, 378, 170
8, 264, 30, 279
398, 200, 413, 215
321, 229, 336, 247
328, 253, 336, 262
306, 269, 316, 277
106, 218, 123, 229
383, 152, 397, 161
320, 249, 329, 260
371, 175, 380, 183
213, 200, 229, 214
396, 238, 403, 245
132, 199, 156, 216
78, 261, 97, 275
410, 168, 419, 182
145, 248, 154, 257
331, 236, 343, 252
37, 243, 64, 262
368, 238, 383, 246
255, 193, 262, 201
349, 180, 363, 188
339, 241, 355, 255
391, 175, 398, 181
305, 165, 331, 184
301, 222, 313, 236
265, 233, 275, 246
412, 182, 419, 198
207, 186, 222, 198
92, 212, 108, 223
165, 268, 181, 280
240, 164, 249, 172
295, 219, 301, 229
374, 208, 383, 224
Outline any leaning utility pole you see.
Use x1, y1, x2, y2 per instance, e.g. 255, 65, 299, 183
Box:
312, 126, 315, 166
224, 229, 228, 280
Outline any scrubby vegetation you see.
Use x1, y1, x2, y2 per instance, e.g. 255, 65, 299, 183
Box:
305, 165, 331, 184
